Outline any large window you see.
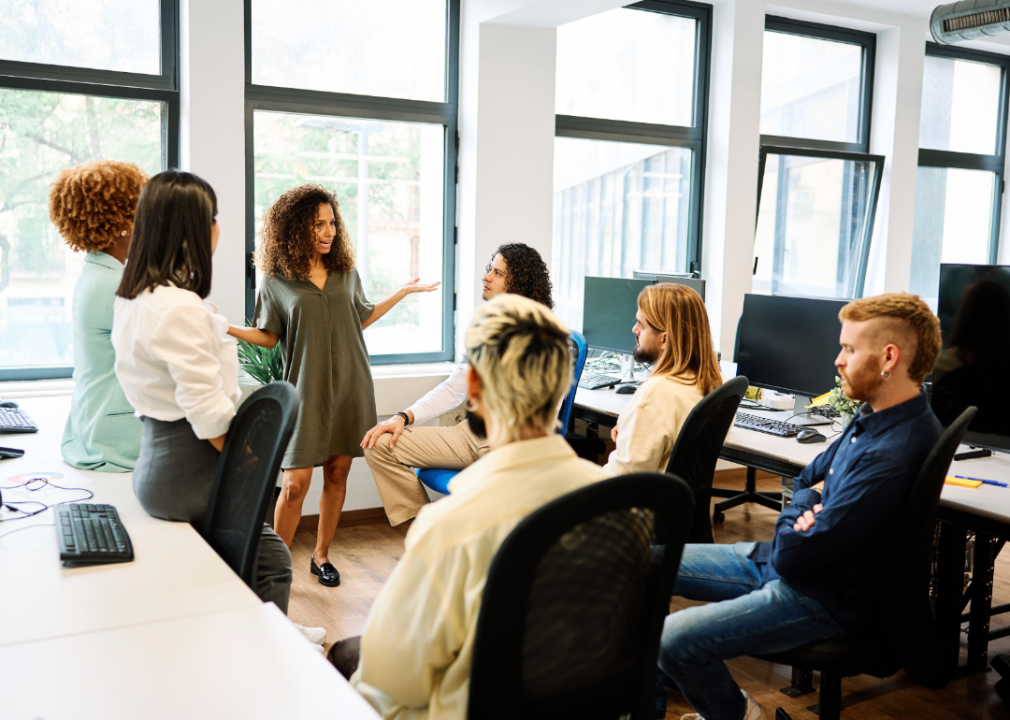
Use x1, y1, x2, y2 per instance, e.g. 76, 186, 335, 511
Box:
553, 1, 711, 331
246, 0, 457, 363
754, 17, 881, 300
0, 1, 178, 380
909, 44, 1010, 305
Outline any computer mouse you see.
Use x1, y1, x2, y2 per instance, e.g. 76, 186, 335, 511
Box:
615, 385, 638, 395
0, 401, 18, 409
796, 429, 826, 444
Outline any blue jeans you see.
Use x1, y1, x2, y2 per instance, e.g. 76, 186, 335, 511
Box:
658, 543, 844, 720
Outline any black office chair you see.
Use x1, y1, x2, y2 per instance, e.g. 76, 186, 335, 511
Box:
201, 382, 299, 591
757, 406, 976, 720
468, 472, 695, 720
666, 376, 749, 544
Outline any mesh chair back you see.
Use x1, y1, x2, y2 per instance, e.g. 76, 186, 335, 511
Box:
469, 472, 695, 720
666, 376, 749, 544
558, 330, 588, 435
201, 382, 299, 590
880, 406, 975, 685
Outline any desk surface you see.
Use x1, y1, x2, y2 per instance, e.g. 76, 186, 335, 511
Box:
1, 603, 379, 720
0, 396, 259, 648
574, 385, 1010, 528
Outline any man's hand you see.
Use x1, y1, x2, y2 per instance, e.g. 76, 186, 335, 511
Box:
810, 481, 825, 492
361, 415, 407, 450
611, 426, 619, 443
792, 503, 824, 532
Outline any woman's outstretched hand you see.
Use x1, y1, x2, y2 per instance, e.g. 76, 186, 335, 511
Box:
401, 278, 441, 295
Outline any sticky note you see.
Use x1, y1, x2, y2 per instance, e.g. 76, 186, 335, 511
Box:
945, 476, 982, 488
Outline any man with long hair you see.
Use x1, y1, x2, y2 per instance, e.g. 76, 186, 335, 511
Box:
603, 283, 722, 476
360, 243, 554, 526
657, 293, 943, 720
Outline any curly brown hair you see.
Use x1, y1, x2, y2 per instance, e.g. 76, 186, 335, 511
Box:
257, 184, 355, 280
49, 160, 149, 253
488, 243, 554, 309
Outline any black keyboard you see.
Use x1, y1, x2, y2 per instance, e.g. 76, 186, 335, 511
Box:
734, 411, 804, 437
578, 372, 623, 390
0, 407, 37, 433
56, 504, 134, 565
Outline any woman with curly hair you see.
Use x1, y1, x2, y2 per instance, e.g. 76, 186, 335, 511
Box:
360, 242, 555, 528
49, 159, 148, 472
229, 184, 438, 588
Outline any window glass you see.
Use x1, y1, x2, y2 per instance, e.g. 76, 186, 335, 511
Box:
0, 89, 163, 371
556, 8, 696, 127
251, 0, 447, 103
909, 166, 995, 303
0, 0, 161, 74
919, 55, 1002, 155
253, 110, 445, 356
552, 136, 692, 330
760, 31, 863, 143
754, 153, 879, 298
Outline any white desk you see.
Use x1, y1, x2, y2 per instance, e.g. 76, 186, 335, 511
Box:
0, 602, 377, 720
0, 397, 260, 649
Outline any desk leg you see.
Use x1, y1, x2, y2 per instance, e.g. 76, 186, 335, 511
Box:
936, 521, 967, 678
967, 533, 996, 674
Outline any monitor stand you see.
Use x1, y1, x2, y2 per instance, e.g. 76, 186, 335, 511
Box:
621, 354, 639, 384
787, 395, 831, 426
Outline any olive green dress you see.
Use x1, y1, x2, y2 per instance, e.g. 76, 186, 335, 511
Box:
254, 270, 376, 469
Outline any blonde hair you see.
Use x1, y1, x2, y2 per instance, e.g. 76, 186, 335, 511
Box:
49, 160, 149, 253
638, 283, 722, 396
838, 292, 941, 385
465, 294, 572, 446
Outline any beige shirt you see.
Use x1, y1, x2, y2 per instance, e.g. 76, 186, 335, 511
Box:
602, 374, 708, 476
351, 434, 610, 720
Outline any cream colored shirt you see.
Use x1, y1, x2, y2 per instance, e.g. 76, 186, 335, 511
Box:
602, 374, 708, 476
351, 434, 610, 720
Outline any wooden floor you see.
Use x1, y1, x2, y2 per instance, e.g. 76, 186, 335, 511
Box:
287, 471, 1010, 720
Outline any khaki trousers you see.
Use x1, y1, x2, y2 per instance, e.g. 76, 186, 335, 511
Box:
363, 420, 490, 526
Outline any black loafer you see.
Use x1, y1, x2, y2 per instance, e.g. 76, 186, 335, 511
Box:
311, 553, 341, 587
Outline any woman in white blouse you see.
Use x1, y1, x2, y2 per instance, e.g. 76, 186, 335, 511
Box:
111, 171, 295, 619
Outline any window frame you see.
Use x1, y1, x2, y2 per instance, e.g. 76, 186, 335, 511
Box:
756, 16, 878, 300
917, 41, 1010, 266
553, 0, 712, 275
0, 0, 181, 382
243, 0, 460, 365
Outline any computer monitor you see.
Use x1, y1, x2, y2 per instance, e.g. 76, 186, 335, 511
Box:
735, 294, 849, 399
582, 277, 652, 354
932, 263, 1010, 451
632, 271, 706, 301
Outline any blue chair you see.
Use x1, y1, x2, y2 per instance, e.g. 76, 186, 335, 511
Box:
416, 331, 588, 496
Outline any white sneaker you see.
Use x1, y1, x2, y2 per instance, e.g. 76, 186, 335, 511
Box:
293, 622, 327, 645
741, 691, 771, 720
679, 714, 705, 719
312, 642, 325, 654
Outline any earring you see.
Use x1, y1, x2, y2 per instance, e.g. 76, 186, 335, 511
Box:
121, 230, 128, 236
880, 370, 891, 381
465, 398, 478, 412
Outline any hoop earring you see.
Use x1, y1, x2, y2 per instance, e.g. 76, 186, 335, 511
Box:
465, 398, 478, 412
880, 370, 891, 381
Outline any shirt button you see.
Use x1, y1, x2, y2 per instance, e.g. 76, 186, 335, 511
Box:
851, 437, 856, 443
829, 469, 834, 474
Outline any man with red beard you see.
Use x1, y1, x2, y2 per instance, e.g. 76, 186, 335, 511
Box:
655, 293, 943, 720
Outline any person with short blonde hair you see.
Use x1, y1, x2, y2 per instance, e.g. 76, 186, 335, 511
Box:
50, 159, 149, 472
657, 292, 944, 720
334, 295, 609, 720
603, 283, 722, 476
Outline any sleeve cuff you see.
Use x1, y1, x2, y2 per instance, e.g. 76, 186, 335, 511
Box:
187, 402, 236, 440
791, 488, 823, 510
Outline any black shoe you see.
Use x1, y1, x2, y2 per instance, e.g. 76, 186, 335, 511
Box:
311, 553, 341, 586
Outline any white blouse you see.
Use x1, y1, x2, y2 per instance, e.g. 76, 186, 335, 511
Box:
112, 284, 240, 440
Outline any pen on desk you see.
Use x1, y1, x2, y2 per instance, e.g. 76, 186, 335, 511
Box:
954, 475, 1008, 487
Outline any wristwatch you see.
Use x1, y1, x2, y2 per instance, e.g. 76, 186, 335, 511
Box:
394, 411, 410, 426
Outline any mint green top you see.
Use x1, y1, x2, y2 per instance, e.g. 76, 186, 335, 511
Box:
61, 251, 141, 472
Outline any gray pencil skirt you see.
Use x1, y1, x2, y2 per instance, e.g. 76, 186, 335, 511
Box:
133, 416, 293, 614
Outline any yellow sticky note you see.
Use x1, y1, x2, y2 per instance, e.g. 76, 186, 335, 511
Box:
945, 476, 982, 488
807, 391, 831, 408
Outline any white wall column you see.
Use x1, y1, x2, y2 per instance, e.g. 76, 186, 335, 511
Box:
180, 0, 246, 324
702, 0, 765, 357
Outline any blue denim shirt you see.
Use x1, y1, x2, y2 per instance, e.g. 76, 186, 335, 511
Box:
748, 392, 941, 627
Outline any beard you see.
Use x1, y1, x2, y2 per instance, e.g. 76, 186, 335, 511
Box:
839, 357, 884, 402
466, 410, 487, 439
633, 341, 659, 365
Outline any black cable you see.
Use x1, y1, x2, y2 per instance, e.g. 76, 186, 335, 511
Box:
0, 523, 55, 541
0, 477, 94, 523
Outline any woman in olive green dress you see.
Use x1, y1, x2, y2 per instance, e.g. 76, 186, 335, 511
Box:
229, 184, 438, 587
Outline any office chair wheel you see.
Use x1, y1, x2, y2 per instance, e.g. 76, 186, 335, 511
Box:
712, 510, 725, 525
994, 654, 1010, 700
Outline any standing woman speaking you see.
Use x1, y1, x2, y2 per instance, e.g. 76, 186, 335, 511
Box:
229, 184, 438, 587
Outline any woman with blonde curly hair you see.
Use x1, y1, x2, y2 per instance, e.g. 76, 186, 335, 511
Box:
229, 184, 438, 588
49, 159, 148, 472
